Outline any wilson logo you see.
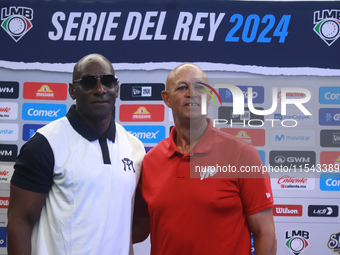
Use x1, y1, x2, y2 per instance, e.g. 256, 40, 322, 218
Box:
273, 205, 303, 216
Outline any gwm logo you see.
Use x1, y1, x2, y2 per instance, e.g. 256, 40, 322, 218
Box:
1, 7, 33, 42
313, 9, 340, 46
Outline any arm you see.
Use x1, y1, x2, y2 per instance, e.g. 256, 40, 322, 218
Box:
132, 215, 150, 244
247, 208, 277, 255
7, 184, 47, 255
132, 184, 150, 243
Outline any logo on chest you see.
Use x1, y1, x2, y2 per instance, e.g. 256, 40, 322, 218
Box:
121, 158, 135, 173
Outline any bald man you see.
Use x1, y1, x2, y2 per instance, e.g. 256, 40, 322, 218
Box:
135, 63, 276, 255
7, 54, 145, 255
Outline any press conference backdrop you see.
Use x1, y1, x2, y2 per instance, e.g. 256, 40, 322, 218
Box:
0, 1, 340, 255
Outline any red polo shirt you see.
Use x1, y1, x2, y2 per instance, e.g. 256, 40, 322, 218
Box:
141, 119, 273, 255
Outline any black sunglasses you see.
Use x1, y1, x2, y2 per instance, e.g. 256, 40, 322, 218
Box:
73, 75, 118, 91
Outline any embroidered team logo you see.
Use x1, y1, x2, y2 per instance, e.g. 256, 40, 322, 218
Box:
122, 158, 135, 173
1, 6, 33, 42
313, 9, 340, 46
200, 166, 217, 180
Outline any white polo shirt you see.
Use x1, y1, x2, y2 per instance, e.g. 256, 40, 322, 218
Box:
12, 105, 145, 255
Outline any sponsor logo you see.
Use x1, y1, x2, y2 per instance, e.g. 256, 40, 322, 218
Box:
270, 151, 316, 169
319, 87, 340, 104
0, 144, 17, 162
0, 227, 6, 247
119, 104, 164, 122
272, 107, 314, 126
1, 6, 33, 42
218, 106, 264, 126
334, 133, 340, 143
0, 197, 9, 209
219, 85, 264, 104
319, 108, 340, 125
314, 9, 340, 46
285, 230, 310, 255
273, 205, 303, 216
320, 151, 340, 168
270, 130, 315, 147
0, 123, 18, 141
277, 91, 307, 100
320, 130, 340, 147
271, 175, 315, 190
328, 232, 340, 253
220, 128, 265, 146
0, 81, 19, 99
23, 82, 68, 100
123, 126, 165, 143
308, 205, 338, 217
22, 103, 66, 121
0, 102, 18, 119
0, 165, 13, 183
320, 173, 340, 191
22, 124, 44, 141
132, 86, 151, 97
120, 83, 164, 101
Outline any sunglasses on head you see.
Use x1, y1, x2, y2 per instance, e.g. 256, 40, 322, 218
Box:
73, 75, 118, 91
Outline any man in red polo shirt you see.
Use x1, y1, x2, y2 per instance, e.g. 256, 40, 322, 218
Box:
134, 63, 276, 255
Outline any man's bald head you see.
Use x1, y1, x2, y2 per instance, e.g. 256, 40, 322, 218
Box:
166, 63, 207, 91
72, 53, 114, 81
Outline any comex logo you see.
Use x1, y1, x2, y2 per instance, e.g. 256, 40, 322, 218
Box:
1, 6, 33, 42
313, 9, 340, 46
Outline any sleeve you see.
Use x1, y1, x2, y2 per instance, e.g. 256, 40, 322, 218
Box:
237, 144, 274, 216
11, 132, 54, 194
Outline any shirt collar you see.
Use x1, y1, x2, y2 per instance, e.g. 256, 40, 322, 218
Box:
167, 118, 216, 157
66, 105, 116, 142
